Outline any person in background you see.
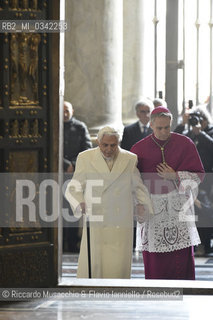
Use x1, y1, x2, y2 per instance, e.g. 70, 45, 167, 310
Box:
65, 126, 153, 278
64, 101, 92, 173
63, 101, 92, 253
131, 106, 204, 280
153, 98, 168, 109
175, 106, 213, 256
120, 98, 154, 250
120, 98, 154, 151
175, 105, 213, 138
174, 109, 190, 135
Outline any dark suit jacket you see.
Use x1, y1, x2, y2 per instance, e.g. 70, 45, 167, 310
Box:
120, 121, 152, 151
64, 117, 92, 171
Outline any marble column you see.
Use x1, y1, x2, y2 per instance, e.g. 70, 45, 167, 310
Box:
65, 0, 123, 134
122, 0, 154, 124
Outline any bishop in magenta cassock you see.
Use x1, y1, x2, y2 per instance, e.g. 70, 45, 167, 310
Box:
131, 106, 205, 280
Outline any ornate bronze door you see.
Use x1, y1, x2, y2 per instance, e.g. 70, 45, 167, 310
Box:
0, 0, 60, 287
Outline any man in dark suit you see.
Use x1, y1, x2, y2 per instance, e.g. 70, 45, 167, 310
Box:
63, 101, 92, 253
121, 98, 154, 151
121, 98, 154, 251
64, 101, 92, 173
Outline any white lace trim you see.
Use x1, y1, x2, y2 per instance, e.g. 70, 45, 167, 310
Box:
138, 171, 201, 253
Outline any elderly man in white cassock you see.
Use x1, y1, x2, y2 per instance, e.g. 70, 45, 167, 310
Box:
65, 126, 153, 278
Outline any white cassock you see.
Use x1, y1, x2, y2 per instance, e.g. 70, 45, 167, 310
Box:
65, 147, 153, 278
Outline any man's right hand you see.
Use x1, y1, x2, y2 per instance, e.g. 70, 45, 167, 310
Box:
75, 202, 86, 215
66, 164, 74, 173
135, 204, 147, 223
182, 111, 190, 125
191, 124, 202, 136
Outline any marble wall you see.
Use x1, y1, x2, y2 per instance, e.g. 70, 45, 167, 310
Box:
122, 0, 155, 124
65, 0, 123, 133
65, 0, 156, 132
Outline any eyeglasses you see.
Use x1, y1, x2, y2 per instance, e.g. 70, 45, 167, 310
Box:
138, 110, 150, 114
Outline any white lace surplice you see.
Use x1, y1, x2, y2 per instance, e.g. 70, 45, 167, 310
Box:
140, 171, 201, 253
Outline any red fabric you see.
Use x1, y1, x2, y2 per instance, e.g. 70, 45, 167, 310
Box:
151, 106, 170, 115
131, 132, 203, 279
142, 247, 195, 280
130, 133, 204, 194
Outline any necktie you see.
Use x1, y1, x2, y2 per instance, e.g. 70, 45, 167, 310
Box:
143, 126, 147, 134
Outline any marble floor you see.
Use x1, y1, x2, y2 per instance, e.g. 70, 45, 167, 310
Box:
0, 252, 213, 319
62, 251, 213, 281
0, 295, 213, 319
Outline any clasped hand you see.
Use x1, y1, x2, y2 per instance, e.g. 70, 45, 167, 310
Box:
156, 163, 176, 180
135, 204, 147, 223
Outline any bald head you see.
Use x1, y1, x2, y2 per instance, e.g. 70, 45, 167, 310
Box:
64, 101, 73, 122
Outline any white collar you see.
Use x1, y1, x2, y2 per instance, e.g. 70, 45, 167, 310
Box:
138, 121, 149, 129
100, 149, 119, 161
